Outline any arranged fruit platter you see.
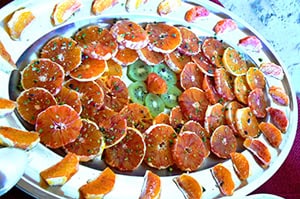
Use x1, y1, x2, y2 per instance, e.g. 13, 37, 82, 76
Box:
0, 0, 298, 198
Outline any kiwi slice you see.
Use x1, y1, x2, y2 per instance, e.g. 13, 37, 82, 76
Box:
128, 81, 148, 105
161, 85, 182, 108
145, 93, 165, 117
153, 63, 177, 85
127, 60, 153, 81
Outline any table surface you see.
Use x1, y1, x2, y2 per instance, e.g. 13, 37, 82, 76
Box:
1, 0, 299, 198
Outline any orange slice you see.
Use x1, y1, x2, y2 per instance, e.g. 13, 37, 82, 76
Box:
74, 25, 118, 60
165, 50, 192, 73
233, 75, 251, 105
238, 36, 263, 53
202, 38, 225, 68
111, 20, 149, 50
16, 87, 57, 125
125, 0, 147, 12
202, 75, 223, 104
214, 67, 235, 101
211, 163, 235, 196
51, 0, 82, 25
79, 167, 116, 198
146, 72, 168, 95
169, 106, 187, 132
21, 58, 65, 95
224, 101, 244, 135
230, 152, 250, 180
248, 88, 267, 118
266, 107, 289, 133
185, 6, 210, 23
173, 173, 203, 199
102, 59, 123, 78
64, 119, 105, 162
222, 47, 248, 76
191, 52, 216, 76
0, 126, 39, 150
213, 19, 237, 34
204, 103, 225, 135
144, 124, 176, 169
172, 131, 206, 171
139, 170, 161, 199
153, 112, 170, 125
246, 67, 266, 90
0, 98, 16, 117
177, 27, 201, 56
40, 153, 79, 186
104, 127, 146, 171
40, 36, 82, 75
269, 86, 289, 106
7, 8, 35, 40
55, 86, 82, 114
259, 62, 284, 80
112, 46, 139, 66
92, 0, 119, 15
258, 122, 282, 148
157, 0, 182, 15
137, 46, 164, 65
235, 107, 260, 138
180, 62, 204, 90
0, 41, 15, 67
146, 22, 182, 53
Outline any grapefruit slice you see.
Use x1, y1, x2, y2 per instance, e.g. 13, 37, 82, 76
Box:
51, 0, 82, 25
139, 170, 161, 199
180, 62, 204, 90
238, 36, 263, 53
173, 173, 203, 199
211, 164, 235, 196
230, 152, 250, 181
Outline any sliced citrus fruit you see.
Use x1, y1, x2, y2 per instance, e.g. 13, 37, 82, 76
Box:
185, 6, 210, 22
16, 87, 57, 125
211, 163, 235, 196
153, 63, 177, 85
165, 50, 192, 73
40, 152, 79, 186
180, 62, 204, 90
111, 20, 149, 50
102, 59, 123, 78
178, 87, 209, 124
202, 38, 225, 68
173, 173, 203, 199
21, 58, 65, 95
224, 101, 244, 135
169, 106, 187, 132
127, 59, 153, 81
0, 98, 16, 117
248, 88, 267, 118
139, 170, 161, 199
246, 67, 266, 90
7, 8, 35, 40
243, 138, 271, 168
64, 119, 105, 162
153, 112, 170, 125
191, 52, 216, 76
146, 72, 168, 95
125, 0, 147, 12
69, 57, 107, 81
0, 41, 15, 67
258, 122, 282, 148
214, 67, 235, 101
177, 26, 201, 56
235, 107, 260, 138
112, 46, 139, 66
144, 124, 176, 169
238, 35, 263, 53
74, 25, 118, 60
204, 103, 225, 135
160, 85, 182, 109
259, 62, 284, 80
51, 0, 82, 25
79, 167, 116, 199
92, 0, 119, 15
233, 75, 251, 105
202, 75, 223, 104
35, 104, 82, 148
268, 86, 289, 106
230, 152, 250, 181
172, 131, 206, 171
0, 126, 39, 150
266, 107, 289, 133
55, 86, 82, 114
104, 127, 146, 171
146, 22, 182, 53
213, 19, 237, 34
145, 93, 165, 117
128, 81, 148, 105
40, 36, 82, 75
157, 0, 182, 15
137, 46, 164, 65
222, 47, 248, 76
89, 107, 115, 126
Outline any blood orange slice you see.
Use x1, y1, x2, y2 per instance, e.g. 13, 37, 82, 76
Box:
258, 122, 282, 148
238, 36, 263, 53
185, 6, 209, 22
0, 98, 16, 117
214, 67, 235, 101
92, 0, 118, 15
104, 127, 146, 171
224, 101, 244, 135
137, 46, 164, 65
51, 0, 81, 25
64, 119, 105, 162
144, 124, 176, 169
153, 112, 170, 125
211, 164, 235, 196
268, 86, 289, 106
233, 75, 251, 105
259, 62, 284, 80
246, 67, 266, 90
180, 62, 204, 90
202, 38, 225, 68
40, 36, 81, 75
146, 72, 168, 95
177, 27, 201, 56
102, 59, 123, 78
169, 106, 187, 132
21, 58, 65, 95
165, 50, 192, 73
235, 107, 260, 138
35, 105, 82, 149
112, 46, 139, 66
173, 173, 203, 199
16, 87, 57, 125
213, 19, 237, 34
248, 88, 267, 118
55, 86, 82, 114
222, 47, 248, 76
266, 107, 289, 133
191, 52, 216, 76
202, 75, 223, 104
139, 170, 161, 199
230, 152, 250, 181
204, 103, 225, 135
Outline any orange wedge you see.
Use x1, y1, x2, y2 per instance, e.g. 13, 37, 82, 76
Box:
268, 86, 289, 106
173, 173, 203, 199
267, 107, 289, 133
92, 0, 119, 15
139, 170, 161, 199
213, 19, 237, 34
223, 47, 248, 76
230, 152, 250, 180
0, 98, 16, 117
146, 72, 168, 95
238, 36, 263, 53
51, 0, 82, 25
259, 62, 284, 80
0, 41, 15, 67
185, 6, 210, 23
211, 164, 235, 196
157, 0, 182, 15
259, 122, 282, 148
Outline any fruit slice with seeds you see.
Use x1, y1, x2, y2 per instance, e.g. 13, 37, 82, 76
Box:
160, 85, 182, 109
112, 46, 139, 66
145, 93, 165, 117
139, 170, 161, 199
246, 67, 266, 90
173, 173, 203, 199
202, 38, 225, 68
211, 164, 235, 196
177, 27, 201, 56
222, 47, 248, 76
55, 86, 82, 114
235, 107, 260, 138
128, 81, 148, 105
180, 62, 204, 90
137, 46, 164, 65
127, 60, 153, 82
165, 50, 192, 73
230, 152, 250, 180
153, 63, 177, 85
51, 0, 81, 25
169, 106, 187, 132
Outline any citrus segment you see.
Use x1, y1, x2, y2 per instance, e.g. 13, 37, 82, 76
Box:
246, 67, 266, 90
222, 47, 248, 76
230, 152, 250, 181
112, 46, 139, 66
248, 88, 267, 118
157, 0, 182, 15
204, 103, 225, 135
268, 86, 289, 106
202, 75, 223, 104
224, 101, 244, 135
177, 27, 201, 56
180, 62, 204, 90
259, 62, 284, 80
213, 19, 237, 34
146, 73, 167, 95
233, 75, 250, 105
55, 86, 82, 114
185, 6, 210, 22
266, 107, 289, 133
211, 164, 235, 196
169, 106, 187, 132
235, 107, 260, 138
139, 170, 161, 199
137, 46, 164, 65
0, 98, 16, 117
51, 0, 82, 25
202, 38, 225, 68
258, 122, 282, 148
0, 41, 15, 67
238, 36, 263, 53
214, 67, 235, 101
92, 0, 119, 15
191, 52, 216, 76
153, 112, 170, 125
165, 50, 192, 73
173, 173, 203, 199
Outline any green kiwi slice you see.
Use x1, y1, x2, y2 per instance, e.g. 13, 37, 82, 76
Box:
160, 85, 182, 108
127, 60, 153, 81
128, 81, 148, 105
153, 63, 177, 85
145, 93, 165, 117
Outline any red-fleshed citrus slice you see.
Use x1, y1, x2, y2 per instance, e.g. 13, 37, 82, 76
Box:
21, 58, 65, 95
169, 106, 187, 132
79, 167, 116, 199
137, 46, 164, 65
104, 127, 146, 171
102, 59, 123, 78
214, 67, 235, 101
268, 86, 289, 106
16, 87, 57, 125
230, 152, 250, 180
210, 125, 237, 159
69, 57, 107, 81
55, 86, 82, 114
40, 36, 82, 75
40, 153, 79, 186
213, 19, 237, 34
202, 75, 223, 104
74, 25, 118, 60
222, 47, 248, 76
64, 119, 105, 162
178, 87, 209, 124
248, 88, 267, 118
0, 41, 15, 67
243, 138, 271, 168
120, 103, 153, 134
157, 0, 182, 15
139, 170, 161, 199
64, 79, 104, 119
225, 101, 244, 135
233, 75, 251, 105
111, 20, 149, 50
173, 173, 203, 199
259, 62, 284, 80
92, 0, 119, 15
153, 112, 170, 125
191, 52, 216, 76
0, 126, 39, 150
211, 163, 235, 196
202, 38, 225, 68
184, 6, 209, 23
172, 131, 206, 171
235, 107, 260, 138
0, 98, 16, 117
146, 72, 168, 95
180, 62, 204, 90
258, 122, 282, 148
204, 103, 225, 135
266, 107, 289, 133
238, 36, 263, 53
144, 124, 176, 169
246, 67, 266, 90
35, 104, 82, 149
112, 46, 139, 66
146, 22, 182, 53
177, 27, 201, 56
165, 50, 192, 73
51, 0, 81, 25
